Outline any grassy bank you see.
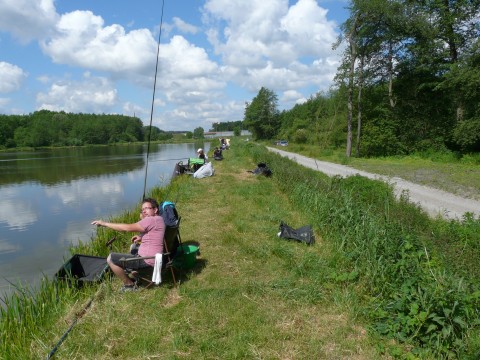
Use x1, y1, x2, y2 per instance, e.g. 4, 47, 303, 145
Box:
1, 140, 479, 359
254, 142, 480, 358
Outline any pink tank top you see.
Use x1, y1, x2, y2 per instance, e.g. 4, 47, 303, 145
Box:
137, 215, 165, 266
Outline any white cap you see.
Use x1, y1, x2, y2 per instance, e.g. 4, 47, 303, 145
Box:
197, 148, 203, 153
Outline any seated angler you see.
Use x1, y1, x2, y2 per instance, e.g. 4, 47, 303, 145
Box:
197, 148, 208, 162
91, 198, 165, 292
213, 147, 223, 160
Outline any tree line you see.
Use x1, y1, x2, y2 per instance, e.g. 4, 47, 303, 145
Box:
244, 0, 480, 157
210, 120, 243, 132
0, 110, 172, 149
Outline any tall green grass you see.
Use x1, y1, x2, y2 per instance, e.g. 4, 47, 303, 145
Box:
244, 142, 480, 358
0, 277, 85, 359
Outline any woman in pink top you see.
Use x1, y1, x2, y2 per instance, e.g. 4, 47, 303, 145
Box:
92, 198, 166, 292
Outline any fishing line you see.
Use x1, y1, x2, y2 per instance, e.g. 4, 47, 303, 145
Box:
142, 156, 191, 163
142, 0, 166, 201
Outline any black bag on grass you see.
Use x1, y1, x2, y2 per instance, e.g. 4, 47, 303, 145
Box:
278, 221, 315, 245
248, 163, 272, 177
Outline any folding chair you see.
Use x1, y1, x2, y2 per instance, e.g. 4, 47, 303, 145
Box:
120, 217, 183, 289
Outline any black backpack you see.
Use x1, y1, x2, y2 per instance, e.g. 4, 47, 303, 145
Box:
278, 221, 315, 245
249, 163, 272, 177
159, 201, 179, 227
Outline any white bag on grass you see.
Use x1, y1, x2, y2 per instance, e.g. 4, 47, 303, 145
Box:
193, 162, 214, 179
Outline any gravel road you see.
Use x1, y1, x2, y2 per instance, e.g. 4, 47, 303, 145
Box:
267, 147, 480, 220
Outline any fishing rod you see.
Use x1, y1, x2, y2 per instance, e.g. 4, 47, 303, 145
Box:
141, 156, 191, 163
142, 0, 166, 201
46, 295, 94, 359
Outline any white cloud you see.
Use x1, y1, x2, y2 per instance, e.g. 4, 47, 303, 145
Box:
36, 7, 229, 130
41, 10, 157, 75
282, 89, 304, 102
159, 35, 220, 80
280, 0, 337, 56
36, 75, 52, 84
36, 74, 118, 113
150, 35, 228, 128
172, 17, 199, 34
0, 0, 58, 42
123, 101, 149, 118
202, 0, 340, 93
155, 98, 244, 130
0, 62, 27, 93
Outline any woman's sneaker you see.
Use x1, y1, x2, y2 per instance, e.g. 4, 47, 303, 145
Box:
119, 283, 138, 293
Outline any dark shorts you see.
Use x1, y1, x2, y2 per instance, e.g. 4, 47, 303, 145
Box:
109, 252, 150, 270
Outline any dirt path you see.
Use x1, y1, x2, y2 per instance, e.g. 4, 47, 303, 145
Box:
268, 147, 480, 220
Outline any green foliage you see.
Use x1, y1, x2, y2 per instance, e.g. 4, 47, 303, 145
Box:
333, 0, 480, 157
275, 91, 346, 149
361, 118, 406, 157
0, 115, 22, 148
0, 276, 87, 359
243, 87, 280, 140
210, 120, 243, 132
440, 39, 480, 123
430, 213, 480, 280
240, 8, 479, 157
292, 129, 308, 144
453, 118, 480, 152
143, 125, 173, 142
193, 126, 205, 139
369, 241, 479, 358
0, 110, 148, 148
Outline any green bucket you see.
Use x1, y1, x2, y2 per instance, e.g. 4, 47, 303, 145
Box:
176, 245, 198, 269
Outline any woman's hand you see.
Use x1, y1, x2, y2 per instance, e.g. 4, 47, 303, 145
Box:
91, 220, 104, 227
131, 235, 142, 243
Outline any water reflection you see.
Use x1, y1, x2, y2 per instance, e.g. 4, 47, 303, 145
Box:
0, 142, 210, 297
0, 145, 146, 186
0, 188, 38, 231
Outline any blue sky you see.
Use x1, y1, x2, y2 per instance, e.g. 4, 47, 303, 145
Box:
0, 0, 349, 131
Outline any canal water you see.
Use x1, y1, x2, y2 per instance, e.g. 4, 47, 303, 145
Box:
0, 142, 210, 298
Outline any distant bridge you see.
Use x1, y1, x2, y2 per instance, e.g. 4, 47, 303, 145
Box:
204, 130, 251, 138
